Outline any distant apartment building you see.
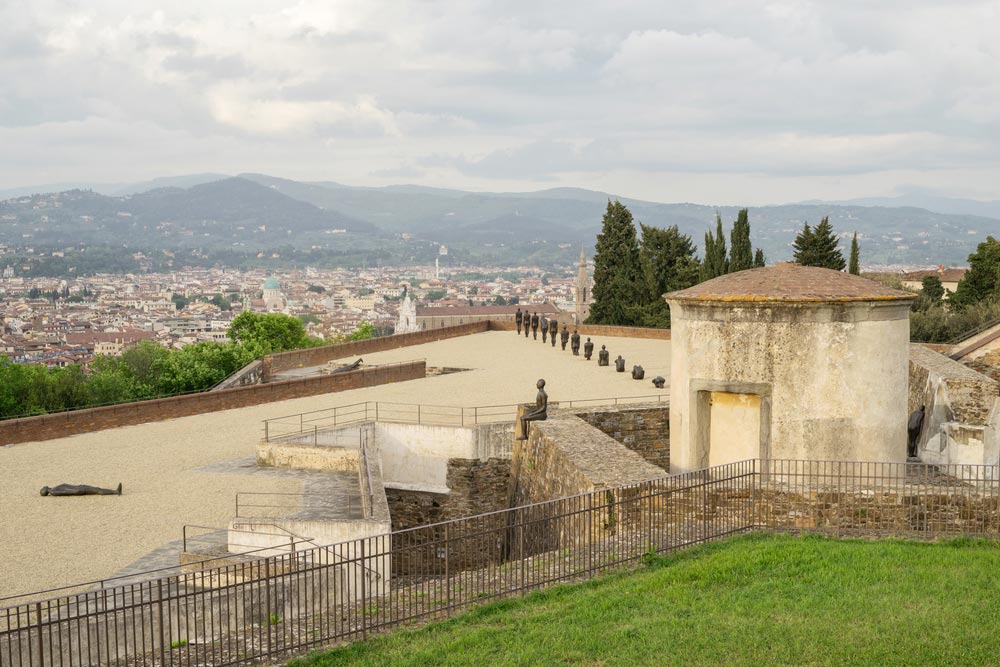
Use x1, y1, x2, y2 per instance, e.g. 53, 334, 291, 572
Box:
900, 267, 967, 297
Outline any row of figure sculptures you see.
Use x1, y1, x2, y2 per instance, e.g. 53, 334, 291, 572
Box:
514, 308, 665, 390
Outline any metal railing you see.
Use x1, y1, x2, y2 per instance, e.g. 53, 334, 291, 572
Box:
945, 313, 1000, 346
3, 458, 999, 667
262, 394, 669, 443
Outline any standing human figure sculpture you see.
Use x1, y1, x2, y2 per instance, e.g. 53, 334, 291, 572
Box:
583, 337, 594, 360
907, 405, 925, 460
516, 379, 549, 441
541, 316, 549, 343
524, 314, 530, 338
615, 355, 626, 372
40, 483, 122, 496
631, 365, 645, 380
571, 330, 581, 356
560, 325, 570, 350
598, 345, 609, 366
531, 312, 539, 339
515, 308, 523, 335
549, 319, 557, 347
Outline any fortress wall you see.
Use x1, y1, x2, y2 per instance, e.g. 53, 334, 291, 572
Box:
575, 404, 670, 472
264, 322, 490, 377
0, 361, 425, 447
486, 320, 671, 340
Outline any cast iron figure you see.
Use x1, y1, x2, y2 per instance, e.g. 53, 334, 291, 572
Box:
331, 358, 363, 373
615, 355, 626, 372
549, 319, 557, 347
583, 337, 593, 360
531, 312, 539, 339
651, 376, 666, 389
41, 483, 122, 497
524, 314, 530, 338
597, 345, 609, 366
631, 365, 645, 380
515, 308, 523, 335
560, 325, 570, 350
516, 379, 549, 441
541, 317, 549, 343
907, 404, 925, 460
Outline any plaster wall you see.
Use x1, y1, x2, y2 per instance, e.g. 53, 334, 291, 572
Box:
668, 301, 911, 473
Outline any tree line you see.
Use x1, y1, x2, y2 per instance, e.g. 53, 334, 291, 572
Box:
0, 312, 374, 419
586, 201, 860, 328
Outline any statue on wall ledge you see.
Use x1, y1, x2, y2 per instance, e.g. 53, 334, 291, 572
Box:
560, 325, 570, 350
531, 312, 539, 339
615, 355, 626, 372
631, 365, 645, 380
515, 308, 523, 335
41, 483, 122, 497
598, 345, 609, 366
583, 337, 593, 360
907, 404, 925, 460
517, 379, 549, 441
651, 376, 666, 389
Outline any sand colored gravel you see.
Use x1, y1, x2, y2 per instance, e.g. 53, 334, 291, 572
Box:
0, 331, 669, 600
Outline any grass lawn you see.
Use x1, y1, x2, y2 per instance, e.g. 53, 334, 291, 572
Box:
289, 533, 1000, 667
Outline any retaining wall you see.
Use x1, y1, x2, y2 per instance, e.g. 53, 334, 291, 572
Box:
485, 320, 671, 340
0, 362, 425, 447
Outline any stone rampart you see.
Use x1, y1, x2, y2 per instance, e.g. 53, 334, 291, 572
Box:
0, 361, 425, 447
575, 403, 670, 472
486, 320, 670, 340
908, 344, 1000, 468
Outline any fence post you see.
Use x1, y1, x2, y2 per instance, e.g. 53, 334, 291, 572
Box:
445, 523, 451, 618
265, 420, 269, 442
35, 602, 44, 667
157, 579, 166, 666
264, 559, 272, 656
360, 539, 367, 641
519, 509, 526, 592
417, 405, 421, 424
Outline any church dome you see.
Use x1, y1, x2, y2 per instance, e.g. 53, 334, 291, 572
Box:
262, 276, 280, 290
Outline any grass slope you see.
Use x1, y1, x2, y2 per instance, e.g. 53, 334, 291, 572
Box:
291, 534, 1000, 667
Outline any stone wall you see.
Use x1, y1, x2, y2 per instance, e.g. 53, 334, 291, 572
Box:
212, 359, 264, 390
264, 322, 490, 377
486, 320, 671, 340
575, 403, 670, 471
0, 361, 425, 447
908, 343, 1000, 468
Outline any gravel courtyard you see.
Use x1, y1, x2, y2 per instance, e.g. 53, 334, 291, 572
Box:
0, 330, 669, 600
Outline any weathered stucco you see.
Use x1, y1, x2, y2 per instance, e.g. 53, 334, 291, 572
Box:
667, 300, 911, 472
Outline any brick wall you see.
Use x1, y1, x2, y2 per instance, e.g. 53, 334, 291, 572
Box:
264, 322, 490, 377
0, 361, 425, 447
486, 320, 670, 340
576, 404, 670, 472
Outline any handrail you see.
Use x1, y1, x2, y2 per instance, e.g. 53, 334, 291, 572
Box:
946, 314, 1000, 345
262, 393, 668, 441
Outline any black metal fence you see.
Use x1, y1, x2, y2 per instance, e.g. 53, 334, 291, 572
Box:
3, 458, 999, 667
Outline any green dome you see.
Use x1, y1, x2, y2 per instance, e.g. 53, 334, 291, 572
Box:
262, 276, 280, 290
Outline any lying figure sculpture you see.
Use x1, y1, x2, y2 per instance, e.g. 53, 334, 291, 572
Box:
41, 483, 122, 496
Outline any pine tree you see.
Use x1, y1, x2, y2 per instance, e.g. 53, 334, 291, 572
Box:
637, 223, 700, 327
700, 213, 728, 282
794, 217, 845, 270
848, 232, 860, 275
753, 248, 766, 268
587, 200, 642, 325
951, 236, 1000, 308
729, 208, 753, 272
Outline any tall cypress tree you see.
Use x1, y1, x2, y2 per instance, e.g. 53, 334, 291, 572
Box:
753, 248, 766, 268
848, 232, 860, 275
587, 200, 642, 325
700, 213, 728, 282
729, 208, 753, 272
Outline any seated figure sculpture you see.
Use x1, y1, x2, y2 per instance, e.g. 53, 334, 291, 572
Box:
597, 345, 610, 366
516, 379, 549, 441
631, 365, 645, 380
615, 355, 626, 372
41, 483, 122, 496
583, 337, 594, 360
907, 405, 925, 460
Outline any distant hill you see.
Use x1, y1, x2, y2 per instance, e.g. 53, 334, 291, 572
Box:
801, 194, 1000, 221
2, 173, 996, 267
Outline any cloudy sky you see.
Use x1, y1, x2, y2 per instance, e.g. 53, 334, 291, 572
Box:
2, 0, 998, 204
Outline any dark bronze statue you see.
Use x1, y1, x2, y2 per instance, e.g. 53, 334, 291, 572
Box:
583, 337, 593, 360
541, 317, 549, 343
632, 365, 645, 380
549, 320, 557, 347
331, 358, 363, 373
531, 312, 539, 339
651, 376, 666, 389
560, 326, 570, 350
597, 345, 609, 366
524, 315, 530, 338
515, 308, 523, 335
615, 355, 626, 372
41, 483, 122, 496
907, 404, 925, 460
516, 379, 549, 441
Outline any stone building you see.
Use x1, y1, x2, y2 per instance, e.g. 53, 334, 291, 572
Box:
395, 293, 419, 334
665, 264, 915, 472
261, 275, 286, 312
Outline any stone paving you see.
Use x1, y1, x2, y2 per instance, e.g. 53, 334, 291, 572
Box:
0, 331, 669, 600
